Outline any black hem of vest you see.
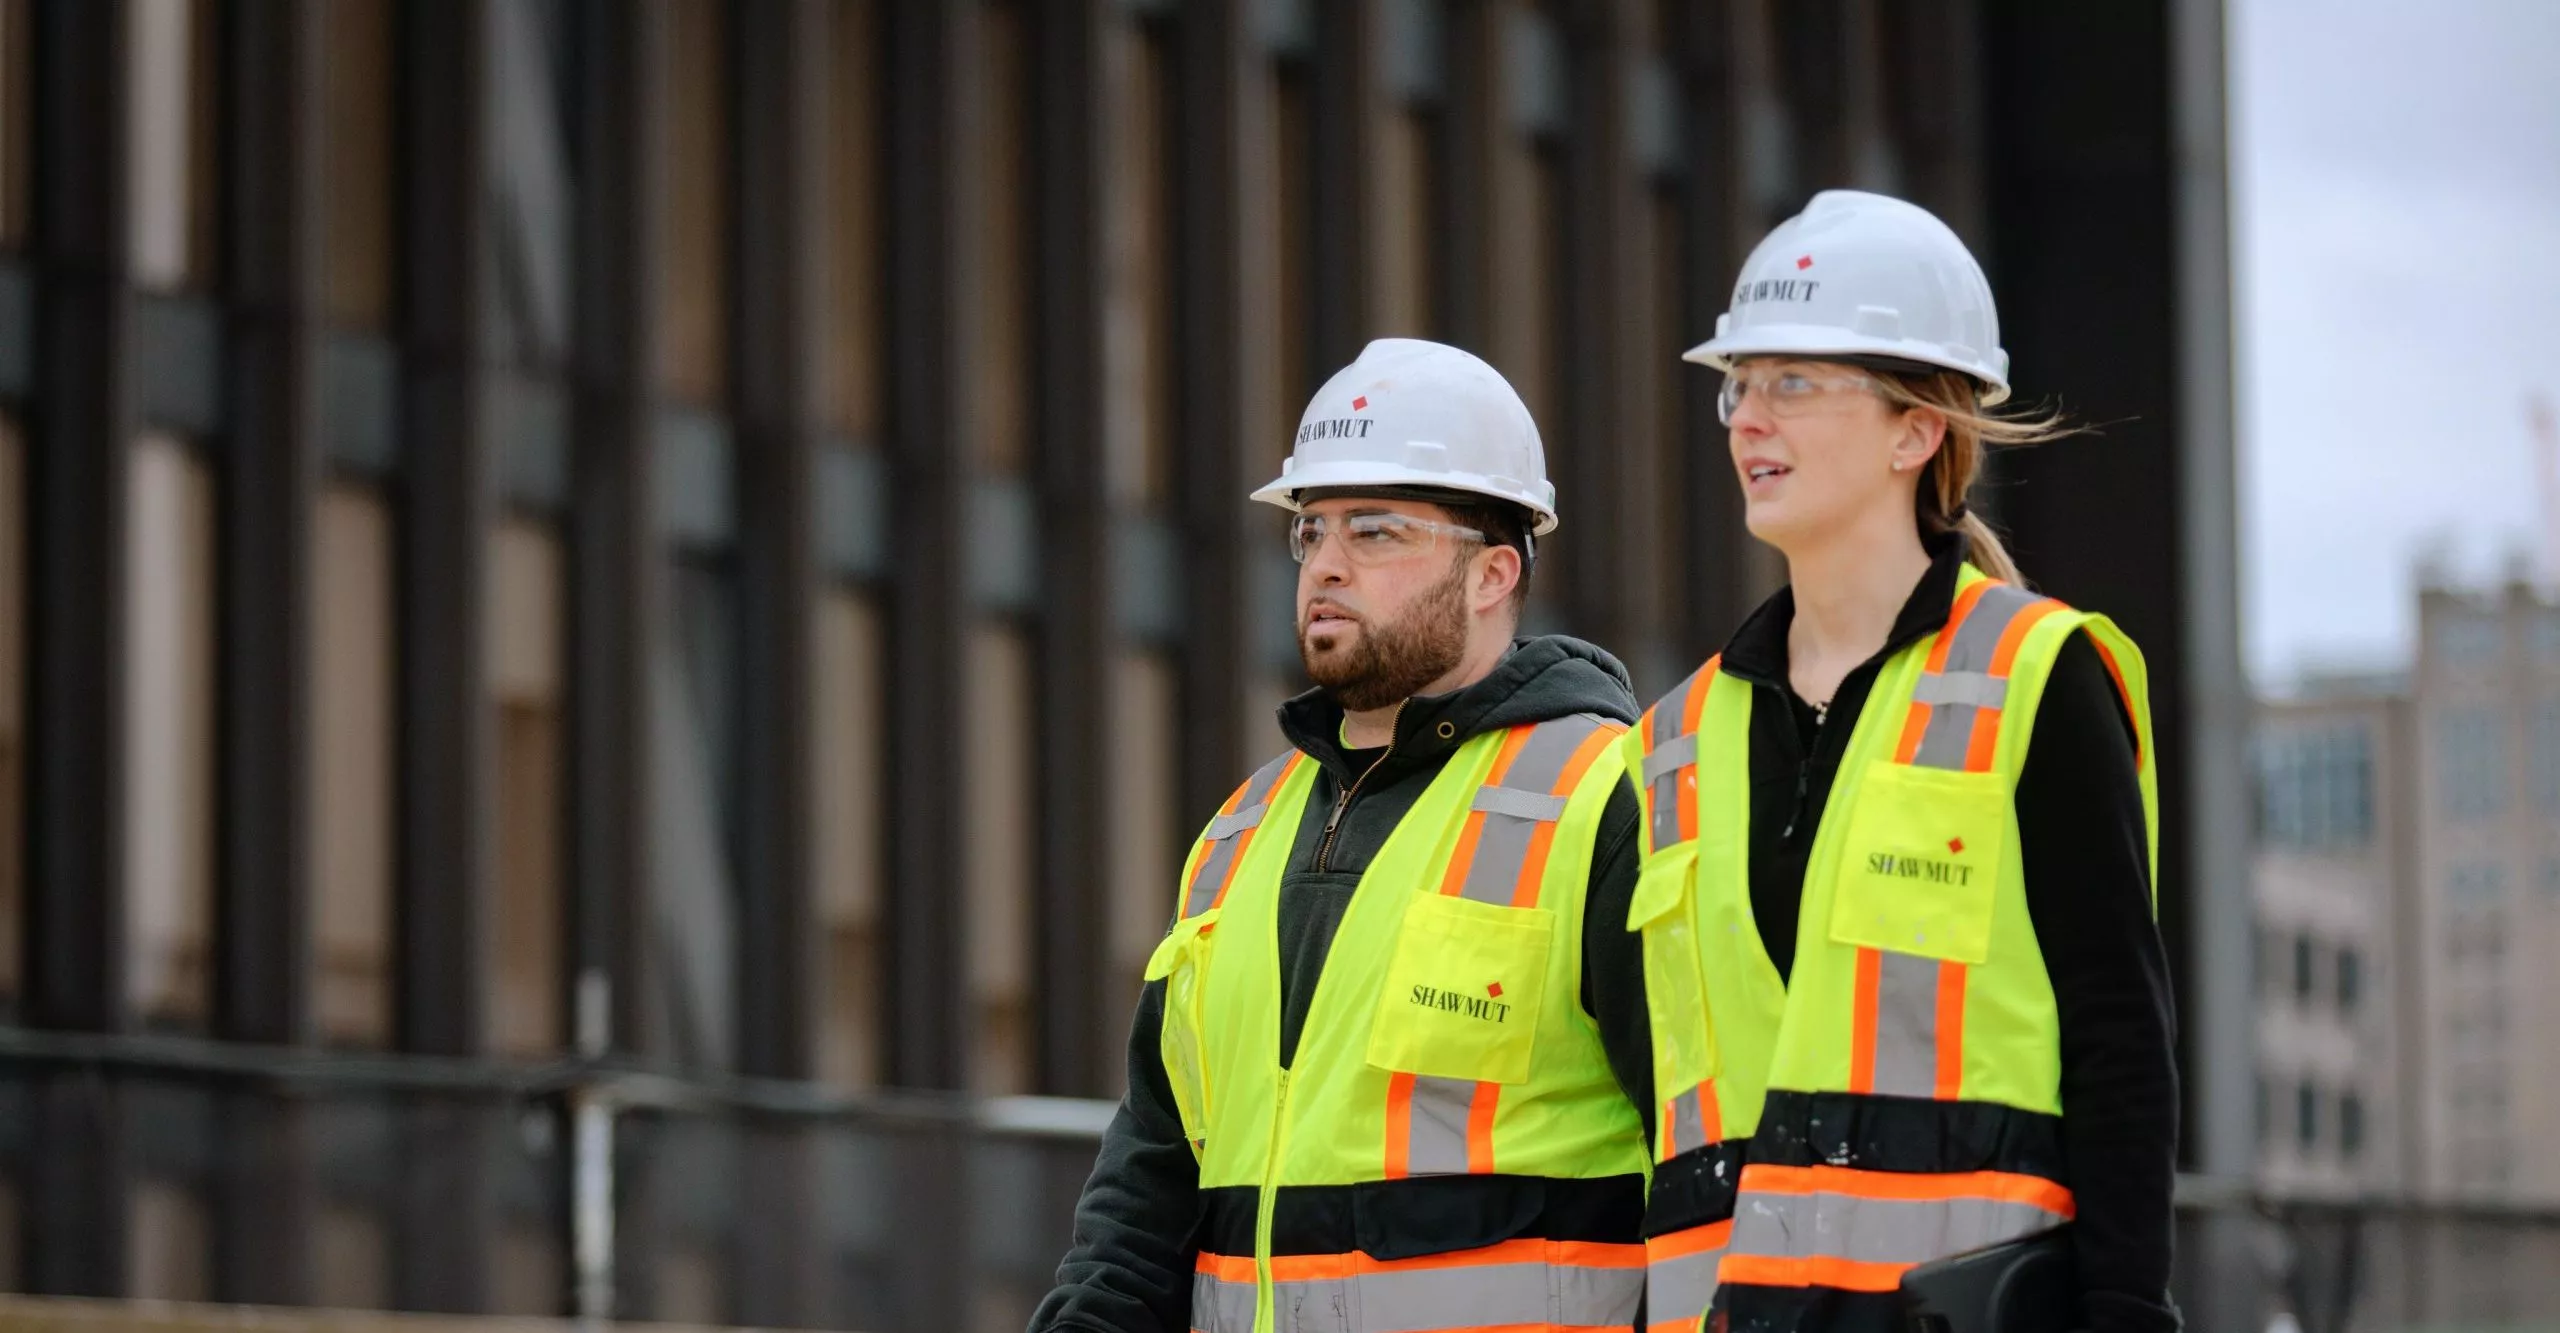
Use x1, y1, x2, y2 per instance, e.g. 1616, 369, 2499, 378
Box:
1644, 1139, 1749, 1237
1748, 1089, 2067, 1180
1717, 1282, 1910, 1333
1199, 1173, 1647, 1262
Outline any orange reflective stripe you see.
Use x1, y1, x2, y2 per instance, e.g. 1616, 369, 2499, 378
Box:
1933, 963, 1969, 1099
1383, 1071, 1416, 1179
1717, 1252, 1909, 1293
1925, 578, 1998, 673
1466, 1080, 1501, 1172
1197, 1251, 1259, 1283
1513, 722, 1623, 908
1960, 704, 2002, 772
1893, 701, 1933, 764
1263, 1238, 1646, 1281
1436, 811, 1489, 899
1986, 599, 2066, 678
1737, 1163, 2078, 1216
1679, 662, 1716, 843
2089, 632, 2144, 767
1848, 947, 1882, 1094
1648, 1219, 1734, 1261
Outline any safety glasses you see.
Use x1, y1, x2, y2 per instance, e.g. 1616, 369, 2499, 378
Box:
1289, 511, 1486, 568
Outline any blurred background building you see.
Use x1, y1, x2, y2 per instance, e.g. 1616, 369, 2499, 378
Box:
0, 0, 2272, 1329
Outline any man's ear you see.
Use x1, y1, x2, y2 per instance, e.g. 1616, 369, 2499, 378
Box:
1475, 543, 1523, 615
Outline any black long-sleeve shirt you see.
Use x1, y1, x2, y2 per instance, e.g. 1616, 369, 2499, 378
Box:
1715, 533, 2181, 1333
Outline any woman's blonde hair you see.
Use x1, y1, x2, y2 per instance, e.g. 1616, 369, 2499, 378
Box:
1870, 370, 2074, 586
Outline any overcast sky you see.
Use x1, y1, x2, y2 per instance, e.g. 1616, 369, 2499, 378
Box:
2232, 0, 2560, 685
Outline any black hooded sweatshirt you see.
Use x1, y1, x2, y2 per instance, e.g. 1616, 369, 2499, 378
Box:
1028, 636, 1657, 1333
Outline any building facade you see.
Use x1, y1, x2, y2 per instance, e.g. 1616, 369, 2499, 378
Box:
0, 1, 2235, 1329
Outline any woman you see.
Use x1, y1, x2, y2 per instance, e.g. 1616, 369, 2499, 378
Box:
1624, 190, 2178, 1333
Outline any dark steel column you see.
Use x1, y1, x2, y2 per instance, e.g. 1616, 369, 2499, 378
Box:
1307, 0, 1369, 373
394, 0, 497, 1311
1028, 0, 1111, 1099
1548, 2, 1633, 651
23, 0, 135, 1295
568, 0, 667, 1316
215, 0, 324, 1304
731, 0, 823, 1321
1436, 1, 1492, 354
1170, 0, 1250, 832
881, 2, 974, 1326
1772, 0, 1853, 191
1670, 0, 1758, 665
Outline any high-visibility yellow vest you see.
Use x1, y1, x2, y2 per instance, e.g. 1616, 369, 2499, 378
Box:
1146, 714, 1653, 1333
1624, 569, 2157, 1332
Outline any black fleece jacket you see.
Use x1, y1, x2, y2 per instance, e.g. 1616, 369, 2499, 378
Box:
1028, 637, 1656, 1333
1705, 531, 2181, 1333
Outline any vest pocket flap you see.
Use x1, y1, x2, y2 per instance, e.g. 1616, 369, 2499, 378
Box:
1628, 842, 1700, 931
1352, 1175, 1547, 1262
1367, 893, 1554, 1086
1144, 907, 1222, 981
1827, 761, 2008, 964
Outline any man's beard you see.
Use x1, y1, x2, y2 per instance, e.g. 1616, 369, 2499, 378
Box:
1300, 561, 1471, 713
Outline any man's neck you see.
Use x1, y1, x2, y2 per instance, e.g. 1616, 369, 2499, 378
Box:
1783, 516, 1931, 672
1339, 627, 1514, 748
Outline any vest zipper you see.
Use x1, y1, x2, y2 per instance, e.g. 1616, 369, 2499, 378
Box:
1781, 705, 1826, 843
1314, 702, 1404, 872
1254, 1067, 1292, 1329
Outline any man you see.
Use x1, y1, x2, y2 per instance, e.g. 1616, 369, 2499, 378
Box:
1029, 339, 1656, 1333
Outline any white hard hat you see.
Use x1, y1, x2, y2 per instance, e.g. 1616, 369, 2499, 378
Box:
1685, 189, 2012, 406
1252, 338, 1559, 535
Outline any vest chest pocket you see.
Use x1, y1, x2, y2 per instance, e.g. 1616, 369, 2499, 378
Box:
1144, 908, 1222, 1146
1629, 842, 1718, 1089
1366, 892, 1554, 1086
1827, 761, 2010, 965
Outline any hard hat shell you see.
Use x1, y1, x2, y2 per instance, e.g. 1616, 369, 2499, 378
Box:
1686, 190, 2012, 406
1252, 338, 1560, 535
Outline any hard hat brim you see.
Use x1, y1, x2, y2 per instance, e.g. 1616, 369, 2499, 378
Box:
1684, 327, 2013, 407
1251, 461, 1560, 536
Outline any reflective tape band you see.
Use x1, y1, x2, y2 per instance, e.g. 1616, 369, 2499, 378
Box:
1470, 785, 1571, 823
1722, 1164, 2073, 1288
1661, 1081, 1721, 1160
1639, 730, 1699, 788
1646, 1220, 1733, 1331
1716, 1251, 1909, 1294
1644, 661, 1717, 852
1191, 1254, 1258, 1333
1257, 1240, 1647, 1333
1910, 669, 2008, 711
1388, 1071, 1496, 1177
1897, 582, 2063, 774
1183, 751, 1303, 917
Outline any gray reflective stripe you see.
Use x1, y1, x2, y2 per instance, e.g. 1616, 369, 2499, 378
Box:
1194, 1268, 1258, 1333
1639, 731, 1698, 787
1911, 669, 2009, 710
1402, 1075, 1480, 1176
1184, 752, 1299, 917
1727, 1189, 2069, 1268
1335, 1257, 1644, 1332
1471, 786, 1570, 822
1870, 950, 1943, 1098
1647, 668, 1709, 852
1271, 1274, 1350, 1333
1907, 584, 2045, 773
1666, 1085, 1712, 1154
1647, 1240, 1725, 1325
1454, 714, 1610, 905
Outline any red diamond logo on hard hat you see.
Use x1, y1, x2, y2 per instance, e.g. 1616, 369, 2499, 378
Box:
1487, 981, 1504, 999
1948, 837, 1966, 855
1796, 255, 1815, 270
1352, 395, 1369, 410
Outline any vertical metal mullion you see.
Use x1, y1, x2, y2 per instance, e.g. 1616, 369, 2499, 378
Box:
568, 0, 667, 1316
215, 0, 323, 1305
1307, 0, 1368, 373
1670, 0, 1754, 664
730, 0, 822, 1321
1170, 0, 1248, 844
393, 0, 497, 1312
1548, 3, 1628, 651
882, 2, 973, 1325
24, 0, 136, 1296
1028, 0, 1109, 1100
1436, 1, 1491, 352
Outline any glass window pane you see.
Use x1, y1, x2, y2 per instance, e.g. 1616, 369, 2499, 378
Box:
1109, 653, 1180, 1050
128, 1179, 211, 1301
973, 3, 1028, 475
1371, 108, 1432, 338
0, 416, 21, 1007
823, 0, 883, 438
486, 0, 580, 367
650, 556, 742, 1069
814, 589, 884, 1089
126, 434, 217, 1030
314, 1202, 390, 1311
321, 0, 396, 328
966, 626, 1034, 1095
489, 518, 565, 1057
128, 0, 220, 289
313, 483, 397, 1047
492, 1218, 566, 1317
659, 0, 730, 403
0, 0, 28, 250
